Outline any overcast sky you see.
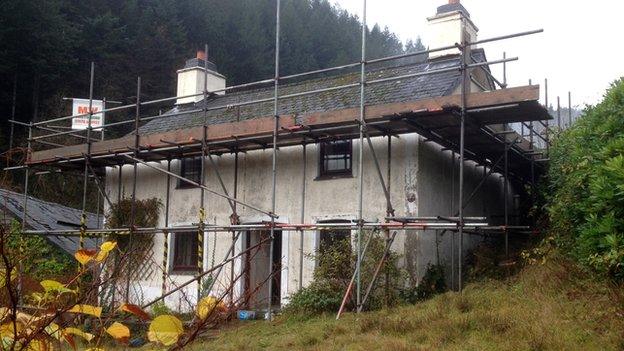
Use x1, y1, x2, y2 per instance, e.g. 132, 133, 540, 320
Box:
332, 0, 623, 107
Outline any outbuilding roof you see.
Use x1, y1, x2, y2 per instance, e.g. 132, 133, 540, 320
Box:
0, 188, 100, 255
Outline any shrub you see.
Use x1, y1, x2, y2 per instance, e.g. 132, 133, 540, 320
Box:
284, 279, 345, 316
284, 230, 402, 315
546, 78, 624, 281
399, 263, 446, 303
6, 220, 75, 280
151, 300, 174, 316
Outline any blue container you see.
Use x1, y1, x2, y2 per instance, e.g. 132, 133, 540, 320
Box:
237, 310, 256, 320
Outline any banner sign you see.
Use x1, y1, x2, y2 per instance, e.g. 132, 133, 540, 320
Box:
71, 98, 104, 130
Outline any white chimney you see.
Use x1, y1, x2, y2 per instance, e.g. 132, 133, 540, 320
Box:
427, 0, 478, 59
176, 50, 226, 105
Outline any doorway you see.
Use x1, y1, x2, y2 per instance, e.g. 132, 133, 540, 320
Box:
243, 230, 282, 309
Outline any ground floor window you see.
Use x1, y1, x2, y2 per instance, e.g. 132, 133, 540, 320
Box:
172, 232, 198, 272
317, 221, 352, 278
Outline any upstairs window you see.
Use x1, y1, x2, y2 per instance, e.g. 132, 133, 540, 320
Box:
319, 140, 352, 178
178, 156, 202, 188
172, 232, 198, 272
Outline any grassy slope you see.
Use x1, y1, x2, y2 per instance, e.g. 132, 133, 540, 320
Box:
194, 257, 623, 351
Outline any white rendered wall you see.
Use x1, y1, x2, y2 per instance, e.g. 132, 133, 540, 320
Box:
176, 67, 226, 105
427, 11, 478, 59
104, 131, 513, 309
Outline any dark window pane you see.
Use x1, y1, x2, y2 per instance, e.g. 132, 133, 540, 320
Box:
173, 232, 198, 271
319, 229, 351, 253
319, 140, 352, 177
178, 157, 202, 188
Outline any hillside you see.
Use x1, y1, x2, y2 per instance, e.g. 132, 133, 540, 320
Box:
194, 256, 623, 350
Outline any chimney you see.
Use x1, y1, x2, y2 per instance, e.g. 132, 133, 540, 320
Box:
426, 0, 478, 59
176, 50, 226, 105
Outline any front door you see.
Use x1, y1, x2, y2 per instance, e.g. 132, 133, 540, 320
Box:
243, 230, 282, 309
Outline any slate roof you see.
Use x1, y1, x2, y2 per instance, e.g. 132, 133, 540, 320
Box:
140, 50, 489, 135
436, 2, 471, 17
0, 188, 100, 255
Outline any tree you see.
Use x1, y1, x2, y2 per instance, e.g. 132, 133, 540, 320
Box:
0, 0, 423, 207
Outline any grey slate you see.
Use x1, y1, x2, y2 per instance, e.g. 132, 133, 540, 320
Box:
0, 188, 100, 255
140, 51, 488, 135
436, 3, 471, 17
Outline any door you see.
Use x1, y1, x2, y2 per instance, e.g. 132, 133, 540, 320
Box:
243, 230, 282, 309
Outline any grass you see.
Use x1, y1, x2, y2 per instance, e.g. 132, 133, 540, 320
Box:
189, 255, 624, 351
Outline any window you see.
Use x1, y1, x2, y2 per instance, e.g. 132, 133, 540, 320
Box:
178, 156, 202, 188
318, 226, 352, 278
319, 229, 351, 254
319, 140, 352, 178
172, 232, 198, 272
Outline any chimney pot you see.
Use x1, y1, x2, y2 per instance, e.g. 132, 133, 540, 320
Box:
196, 50, 207, 61
449, 0, 459, 4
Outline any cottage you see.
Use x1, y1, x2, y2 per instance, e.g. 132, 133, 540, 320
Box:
25, 0, 548, 312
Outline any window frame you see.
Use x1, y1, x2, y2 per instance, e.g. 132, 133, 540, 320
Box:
177, 156, 203, 189
318, 140, 353, 179
171, 231, 199, 273
316, 219, 353, 272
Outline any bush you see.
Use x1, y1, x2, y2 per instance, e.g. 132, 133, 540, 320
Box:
546, 78, 624, 281
284, 279, 344, 316
284, 230, 402, 315
6, 220, 76, 280
399, 263, 446, 303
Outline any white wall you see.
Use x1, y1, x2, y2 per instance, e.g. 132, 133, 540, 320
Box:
176, 67, 226, 105
104, 131, 513, 310
408, 139, 513, 287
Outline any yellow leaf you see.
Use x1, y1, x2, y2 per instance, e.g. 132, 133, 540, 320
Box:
0, 308, 9, 322
63, 327, 94, 342
95, 251, 109, 262
25, 339, 52, 351
0, 322, 22, 339
100, 241, 117, 253
0, 267, 17, 288
40, 280, 64, 292
85, 349, 105, 351
68, 304, 102, 318
106, 322, 130, 343
74, 249, 97, 265
45, 322, 62, 340
147, 315, 184, 346
40, 280, 74, 294
96, 242, 118, 262
119, 303, 151, 321
196, 296, 225, 320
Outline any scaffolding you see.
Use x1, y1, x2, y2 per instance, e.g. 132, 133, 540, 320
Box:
3, 0, 564, 319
